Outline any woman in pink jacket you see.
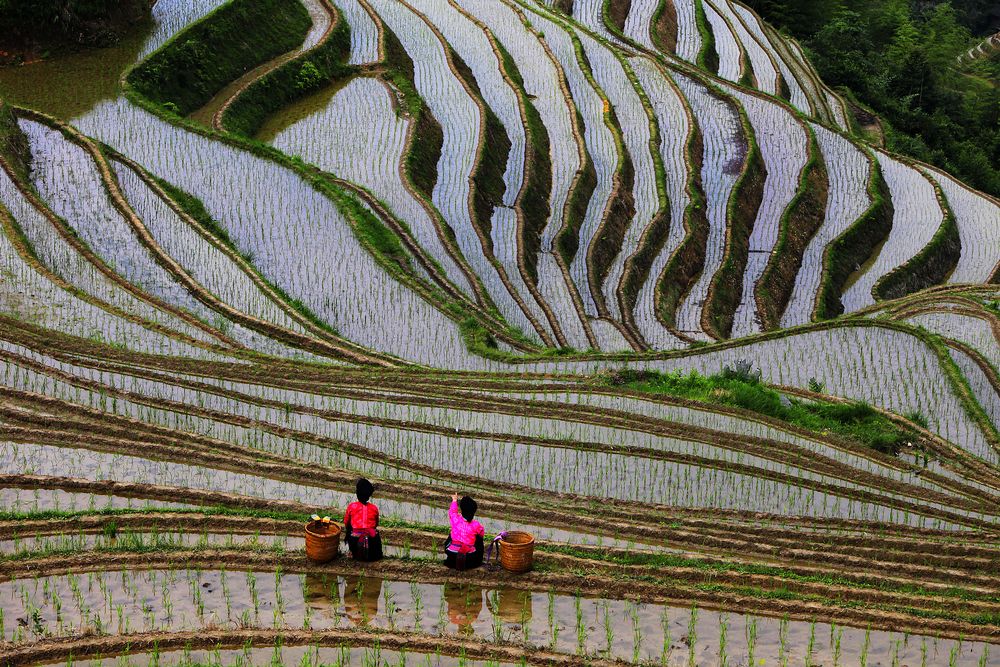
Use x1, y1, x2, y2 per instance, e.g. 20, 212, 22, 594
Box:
444, 493, 486, 570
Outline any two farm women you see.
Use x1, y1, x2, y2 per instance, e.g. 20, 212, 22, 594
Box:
343, 478, 486, 570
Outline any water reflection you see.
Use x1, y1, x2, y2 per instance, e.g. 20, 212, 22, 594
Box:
343, 574, 383, 626
443, 582, 483, 636
490, 586, 532, 626
0, 25, 152, 120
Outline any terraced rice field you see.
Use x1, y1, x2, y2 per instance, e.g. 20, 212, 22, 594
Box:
0, 0, 998, 664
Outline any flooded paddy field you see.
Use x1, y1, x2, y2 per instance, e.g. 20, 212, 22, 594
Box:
1, 0, 998, 663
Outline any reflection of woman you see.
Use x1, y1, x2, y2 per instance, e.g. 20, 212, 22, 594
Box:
343, 575, 383, 626
444, 582, 483, 635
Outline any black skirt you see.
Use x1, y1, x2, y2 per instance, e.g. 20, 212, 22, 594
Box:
346, 531, 383, 562
443, 535, 484, 570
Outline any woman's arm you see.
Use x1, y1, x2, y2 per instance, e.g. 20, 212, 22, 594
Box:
448, 493, 462, 528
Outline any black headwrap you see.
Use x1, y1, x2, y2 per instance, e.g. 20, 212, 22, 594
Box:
459, 495, 477, 522
356, 478, 374, 503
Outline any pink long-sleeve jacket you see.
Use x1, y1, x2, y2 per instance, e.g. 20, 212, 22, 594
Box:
447, 500, 485, 553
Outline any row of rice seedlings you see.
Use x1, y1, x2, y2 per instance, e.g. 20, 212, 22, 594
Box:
269, 76, 476, 300
343, 425, 986, 524
0, 440, 627, 549
823, 87, 851, 131
27, 334, 981, 509
526, 8, 618, 319
585, 320, 631, 351
840, 152, 944, 312
780, 123, 872, 328
948, 348, 1000, 432
729, 3, 811, 113
299, 0, 335, 51
578, 34, 660, 323
570, 0, 621, 44
37, 351, 992, 525
6, 344, 918, 520
329, 0, 381, 65
27, 117, 328, 361
629, 57, 692, 350
20, 120, 226, 337
111, 160, 322, 354
0, 440, 411, 525
453, 0, 591, 349
0, 488, 194, 514
921, 166, 1000, 284
0, 140, 221, 349
73, 98, 486, 369
523, 324, 999, 467
670, 72, 744, 339
903, 311, 999, 370
9, 333, 972, 517
639, 327, 998, 466
0, 182, 226, 360
722, 83, 808, 338
62, 645, 518, 667
487, 388, 983, 500
776, 35, 839, 126
401, 0, 556, 342
402, 0, 528, 200
0, 348, 441, 487
6, 569, 993, 665
621, 0, 659, 52
700, 0, 743, 82
0, 530, 299, 559
667, 0, 704, 64
367, 0, 540, 341
712, 0, 779, 95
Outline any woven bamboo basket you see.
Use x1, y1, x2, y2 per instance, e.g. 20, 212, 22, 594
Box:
499, 531, 534, 573
304, 520, 341, 563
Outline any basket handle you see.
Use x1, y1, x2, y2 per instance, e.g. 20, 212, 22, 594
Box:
485, 532, 507, 571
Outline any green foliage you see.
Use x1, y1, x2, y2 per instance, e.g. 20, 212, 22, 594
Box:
294, 61, 323, 91
616, 366, 919, 454
748, 0, 1000, 198
127, 0, 311, 115
0, 0, 150, 50
222, 11, 354, 137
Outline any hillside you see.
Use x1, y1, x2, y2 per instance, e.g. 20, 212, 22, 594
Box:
0, 0, 998, 664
